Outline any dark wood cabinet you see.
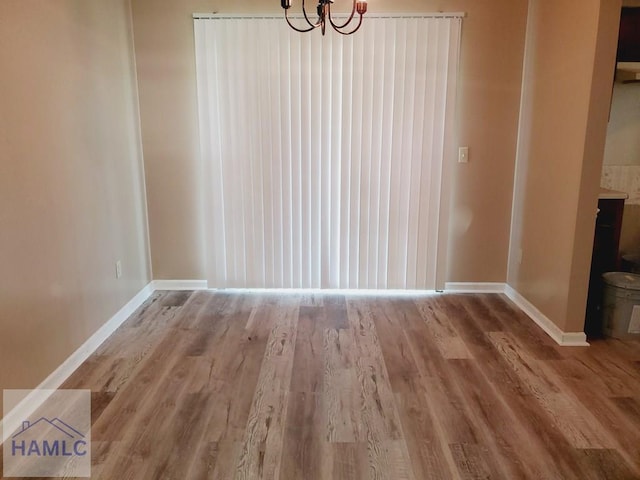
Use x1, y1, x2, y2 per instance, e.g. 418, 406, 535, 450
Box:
585, 197, 625, 338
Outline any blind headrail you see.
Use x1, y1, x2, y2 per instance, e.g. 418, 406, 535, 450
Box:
193, 12, 466, 20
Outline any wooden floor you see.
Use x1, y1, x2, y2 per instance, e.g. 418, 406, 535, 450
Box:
6, 290, 640, 479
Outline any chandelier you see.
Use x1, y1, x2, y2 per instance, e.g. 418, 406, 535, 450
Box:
280, 0, 368, 36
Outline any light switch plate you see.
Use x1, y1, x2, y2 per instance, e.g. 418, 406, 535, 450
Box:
458, 146, 469, 163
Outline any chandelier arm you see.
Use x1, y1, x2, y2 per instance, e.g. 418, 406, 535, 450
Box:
301, 0, 321, 28
332, 13, 364, 35
327, 0, 357, 30
285, 8, 319, 32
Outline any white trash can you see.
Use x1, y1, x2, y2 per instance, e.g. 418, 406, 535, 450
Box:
602, 272, 640, 339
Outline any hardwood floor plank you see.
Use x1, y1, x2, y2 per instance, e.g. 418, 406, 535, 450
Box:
347, 299, 404, 442
487, 331, 560, 397
546, 356, 637, 397
369, 299, 420, 387
418, 373, 480, 445
323, 304, 360, 444
138, 391, 213, 480
184, 440, 219, 479
575, 449, 639, 480
365, 440, 415, 480
415, 298, 474, 360
290, 306, 325, 393
91, 391, 116, 425
331, 442, 367, 480
353, 354, 402, 442
209, 441, 243, 480
378, 298, 445, 379
393, 374, 460, 480
280, 391, 323, 480
62, 355, 122, 391
345, 299, 382, 358
95, 304, 180, 359
324, 295, 349, 330
235, 359, 292, 479
158, 290, 193, 307
448, 443, 493, 480
612, 396, 640, 428
234, 301, 300, 480
172, 290, 218, 330
559, 348, 640, 396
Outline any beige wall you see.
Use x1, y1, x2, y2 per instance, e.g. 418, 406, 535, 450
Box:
131, 0, 528, 283
509, 0, 621, 332
0, 0, 150, 406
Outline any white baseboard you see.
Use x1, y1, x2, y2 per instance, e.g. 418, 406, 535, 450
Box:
151, 279, 208, 291
444, 282, 507, 293
1, 283, 154, 443
504, 285, 589, 347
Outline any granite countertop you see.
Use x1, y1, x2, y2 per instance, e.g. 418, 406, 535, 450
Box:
599, 188, 629, 200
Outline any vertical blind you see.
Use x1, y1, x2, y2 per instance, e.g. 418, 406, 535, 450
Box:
194, 15, 461, 289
